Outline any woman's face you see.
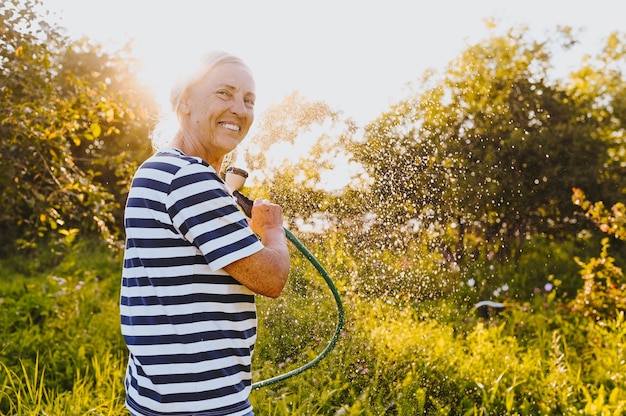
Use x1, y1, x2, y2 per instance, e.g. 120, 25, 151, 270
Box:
182, 62, 255, 158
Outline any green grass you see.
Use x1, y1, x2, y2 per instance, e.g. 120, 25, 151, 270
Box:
1, 237, 625, 415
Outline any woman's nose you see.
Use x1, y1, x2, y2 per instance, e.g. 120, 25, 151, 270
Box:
230, 97, 247, 115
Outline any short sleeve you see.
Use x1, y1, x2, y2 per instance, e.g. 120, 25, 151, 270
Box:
165, 162, 263, 271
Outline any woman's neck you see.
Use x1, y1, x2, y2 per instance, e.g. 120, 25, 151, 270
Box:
169, 132, 223, 172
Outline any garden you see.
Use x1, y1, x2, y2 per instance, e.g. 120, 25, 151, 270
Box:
2, 0, 626, 414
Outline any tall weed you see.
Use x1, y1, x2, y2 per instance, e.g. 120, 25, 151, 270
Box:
0, 239, 128, 414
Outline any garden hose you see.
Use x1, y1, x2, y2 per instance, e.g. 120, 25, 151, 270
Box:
228, 187, 345, 390
251, 227, 345, 390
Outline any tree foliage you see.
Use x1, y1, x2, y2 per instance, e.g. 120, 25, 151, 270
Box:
571, 188, 626, 321
567, 31, 626, 193
349, 25, 626, 262
0, 0, 156, 251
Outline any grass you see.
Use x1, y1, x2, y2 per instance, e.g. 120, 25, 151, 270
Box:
1, 236, 625, 415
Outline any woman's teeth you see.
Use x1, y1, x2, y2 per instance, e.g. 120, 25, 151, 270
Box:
221, 123, 240, 131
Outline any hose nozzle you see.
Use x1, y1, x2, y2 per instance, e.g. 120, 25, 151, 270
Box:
225, 167, 248, 192
225, 167, 253, 217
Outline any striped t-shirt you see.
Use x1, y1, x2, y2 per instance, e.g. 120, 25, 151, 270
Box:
121, 147, 264, 416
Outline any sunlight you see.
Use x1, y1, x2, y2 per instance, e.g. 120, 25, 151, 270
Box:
46, 0, 621, 128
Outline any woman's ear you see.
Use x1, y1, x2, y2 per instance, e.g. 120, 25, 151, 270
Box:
178, 91, 191, 115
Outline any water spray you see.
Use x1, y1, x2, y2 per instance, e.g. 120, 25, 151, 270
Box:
225, 167, 345, 390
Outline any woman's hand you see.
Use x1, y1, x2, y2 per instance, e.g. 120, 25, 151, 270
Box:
224, 198, 290, 298
248, 198, 285, 239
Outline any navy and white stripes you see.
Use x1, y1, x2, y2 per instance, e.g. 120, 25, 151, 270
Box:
121, 148, 264, 416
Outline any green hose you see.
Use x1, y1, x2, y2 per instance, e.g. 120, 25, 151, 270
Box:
251, 227, 345, 390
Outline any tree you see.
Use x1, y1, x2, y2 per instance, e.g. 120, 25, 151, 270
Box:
349, 25, 626, 263
566, 31, 626, 198
0, 0, 156, 251
56, 38, 157, 232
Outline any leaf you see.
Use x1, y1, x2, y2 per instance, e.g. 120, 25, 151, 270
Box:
90, 122, 102, 138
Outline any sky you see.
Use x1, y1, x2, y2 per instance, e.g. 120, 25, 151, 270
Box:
42, 0, 625, 128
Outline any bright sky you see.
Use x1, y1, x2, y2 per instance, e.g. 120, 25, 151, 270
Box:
43, 0, 625, 128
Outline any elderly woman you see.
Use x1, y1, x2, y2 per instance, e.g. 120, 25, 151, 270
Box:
120, 51, 290, 416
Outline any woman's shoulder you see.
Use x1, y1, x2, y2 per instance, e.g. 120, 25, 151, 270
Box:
139, 148, 208, 173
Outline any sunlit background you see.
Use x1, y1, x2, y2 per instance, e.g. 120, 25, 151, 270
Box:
45, 0, 624, 127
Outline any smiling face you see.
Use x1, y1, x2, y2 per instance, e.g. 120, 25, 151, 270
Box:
178, 62, 255, 165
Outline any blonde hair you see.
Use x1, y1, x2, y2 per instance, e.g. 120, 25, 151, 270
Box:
151, 51, 251, 149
